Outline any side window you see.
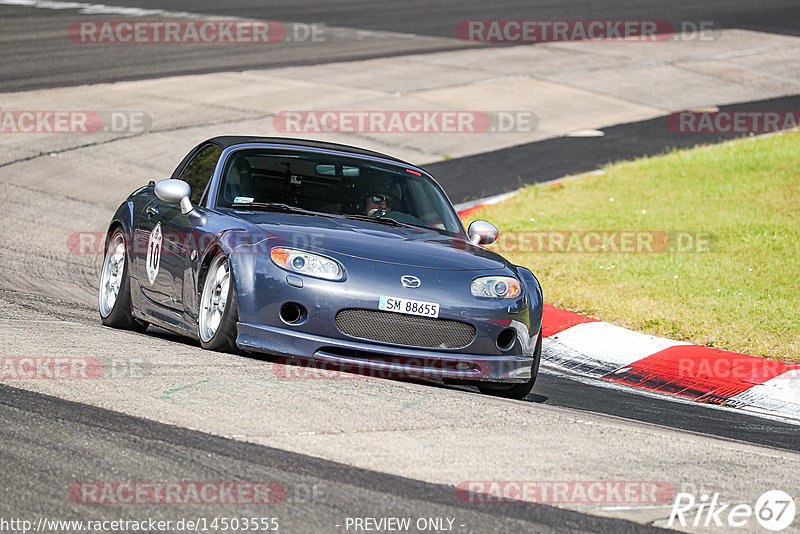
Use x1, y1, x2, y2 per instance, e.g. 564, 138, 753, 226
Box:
178, 145, 222, 205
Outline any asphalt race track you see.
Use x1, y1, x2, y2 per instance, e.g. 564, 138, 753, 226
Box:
1, 0, 799, 91
1, 1, 800, 533
0, 384, 665, 533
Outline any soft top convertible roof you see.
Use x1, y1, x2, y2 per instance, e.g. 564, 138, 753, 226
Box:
207, 136, 409, 165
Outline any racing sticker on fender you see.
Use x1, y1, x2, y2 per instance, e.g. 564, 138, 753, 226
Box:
146, 222, 162, 285
379, 296, 440, 318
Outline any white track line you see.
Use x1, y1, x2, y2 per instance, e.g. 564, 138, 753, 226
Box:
0, 0, 202, 17
0, 0, 420, 39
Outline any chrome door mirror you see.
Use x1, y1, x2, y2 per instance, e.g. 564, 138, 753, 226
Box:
468, 220, 499, 245
154, 179, 193, 214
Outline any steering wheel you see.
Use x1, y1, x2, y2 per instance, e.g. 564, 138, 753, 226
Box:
374, 210, 426, 227
367, 208, 388, 218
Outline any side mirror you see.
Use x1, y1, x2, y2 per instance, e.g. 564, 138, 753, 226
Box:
468, 220, 499, 245
154, 179, 193, 214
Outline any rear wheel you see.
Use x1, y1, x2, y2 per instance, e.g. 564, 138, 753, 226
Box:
99, 229, 148, 332
198, 254, 239, 352
478, 330, 542, 400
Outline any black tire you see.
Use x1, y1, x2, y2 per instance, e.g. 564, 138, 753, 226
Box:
477, 330, 542, 400
198, 254, 239, 352
99, 228, 148, 332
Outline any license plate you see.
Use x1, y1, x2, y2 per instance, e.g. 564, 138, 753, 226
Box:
379, 296, 440, 318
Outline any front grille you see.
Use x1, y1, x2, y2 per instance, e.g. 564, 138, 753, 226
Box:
335, 309, 476, 349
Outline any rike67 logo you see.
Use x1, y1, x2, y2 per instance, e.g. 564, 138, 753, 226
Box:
669, 490, 795, 531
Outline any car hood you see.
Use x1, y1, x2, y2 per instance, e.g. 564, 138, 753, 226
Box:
231, 212, 509, 271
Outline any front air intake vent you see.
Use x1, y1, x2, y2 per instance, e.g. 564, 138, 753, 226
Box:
335, 309, 475, 349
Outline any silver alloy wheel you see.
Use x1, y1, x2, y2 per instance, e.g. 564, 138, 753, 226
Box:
99, 232, 126, 318
199, 255, 230, 342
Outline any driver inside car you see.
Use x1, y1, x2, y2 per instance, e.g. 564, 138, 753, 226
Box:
362, 178, 401, 217
224, 157, 254, 205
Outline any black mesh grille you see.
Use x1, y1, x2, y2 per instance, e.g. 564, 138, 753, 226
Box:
335, 309, 476, 349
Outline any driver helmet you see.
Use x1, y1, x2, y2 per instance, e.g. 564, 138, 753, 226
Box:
230, 157, 252, 185
364, 177, 401, 210
225, 157, 253, 203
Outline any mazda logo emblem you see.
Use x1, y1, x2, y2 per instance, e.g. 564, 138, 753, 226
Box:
400, 275, 421, 288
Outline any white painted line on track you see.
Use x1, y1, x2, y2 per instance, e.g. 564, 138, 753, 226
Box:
0, 0, 202, 18
0, 0, 421, 40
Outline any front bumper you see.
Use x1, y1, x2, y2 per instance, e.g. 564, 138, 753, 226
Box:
237, 322, 536, 382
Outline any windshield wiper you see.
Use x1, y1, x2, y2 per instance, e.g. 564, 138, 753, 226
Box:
342, 214, 421, 230
231, 202, 327, 216
233, 204, 424, 230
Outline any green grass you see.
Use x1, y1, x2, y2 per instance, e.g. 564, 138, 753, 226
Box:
464, 133, 800, 363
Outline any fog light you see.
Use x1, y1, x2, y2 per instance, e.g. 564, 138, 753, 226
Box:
497, 328, 517, 350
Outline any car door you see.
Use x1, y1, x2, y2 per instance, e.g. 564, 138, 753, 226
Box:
137, 199, 190, 312
136, 144, 222, 314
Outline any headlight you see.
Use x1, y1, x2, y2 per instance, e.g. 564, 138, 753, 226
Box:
471, 276, 521, 299
270, 247, 344, 281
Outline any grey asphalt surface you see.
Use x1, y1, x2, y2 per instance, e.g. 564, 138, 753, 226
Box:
0, 383, 667, 534
111, 328, 800, 455
138, 322, 800, 454
1, 0, 799, 92
532, 371, 800, 453
64, 0, 800, 37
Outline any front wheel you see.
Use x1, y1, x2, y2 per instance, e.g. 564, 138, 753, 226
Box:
99, 229, 148, 332
198, 254, 238, 352
477, 330, 542, 400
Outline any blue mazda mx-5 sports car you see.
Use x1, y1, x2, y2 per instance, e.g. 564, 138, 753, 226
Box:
99, 137, 543, 398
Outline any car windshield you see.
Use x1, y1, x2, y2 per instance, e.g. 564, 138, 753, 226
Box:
216, 148, 464, 235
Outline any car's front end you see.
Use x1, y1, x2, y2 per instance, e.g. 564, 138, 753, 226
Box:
219, 218, 543, 385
